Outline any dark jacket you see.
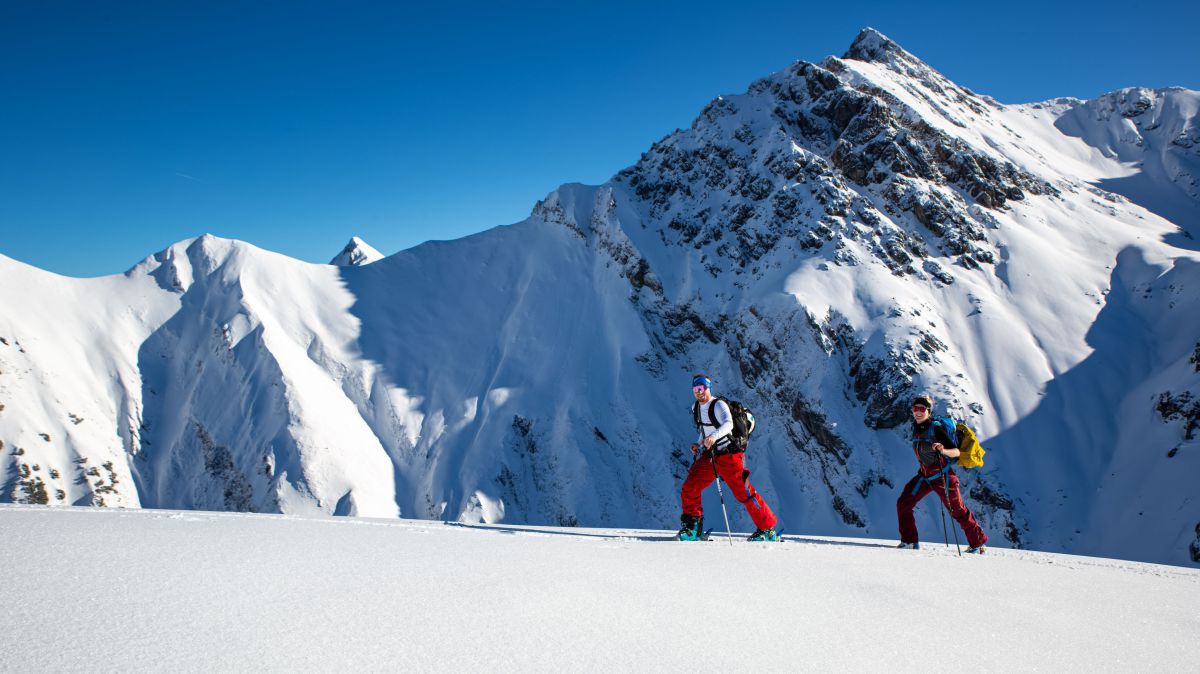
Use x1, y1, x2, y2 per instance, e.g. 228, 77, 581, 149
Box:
912, 419, 958, 476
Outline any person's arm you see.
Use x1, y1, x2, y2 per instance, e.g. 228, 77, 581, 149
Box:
935, 444, 961, 459
702, 400, 734, 448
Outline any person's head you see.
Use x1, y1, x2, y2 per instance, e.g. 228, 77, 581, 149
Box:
911, 394, 933, 423
692, 374, 715, 402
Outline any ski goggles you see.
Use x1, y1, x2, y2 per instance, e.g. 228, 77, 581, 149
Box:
911, 405, 929, 413
692, 385, 708, 394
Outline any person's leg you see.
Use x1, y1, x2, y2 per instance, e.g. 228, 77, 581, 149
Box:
713, 453, 777, 531
897, 474, 934, 543
935, 473, 988, 548
681, 454, 717, 522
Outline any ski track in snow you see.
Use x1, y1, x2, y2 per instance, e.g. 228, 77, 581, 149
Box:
0, 506, 1195, 672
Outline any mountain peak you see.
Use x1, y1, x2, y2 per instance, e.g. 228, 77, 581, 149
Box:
843, 27, 908, 63
840, 27, 947, 82
836, 26, 992, 116
330, 236, 383, 266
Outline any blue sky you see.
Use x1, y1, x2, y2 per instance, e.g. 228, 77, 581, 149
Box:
2, 0, 1196, 277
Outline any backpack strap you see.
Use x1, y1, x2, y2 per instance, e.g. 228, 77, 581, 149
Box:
693, 399, 723, 431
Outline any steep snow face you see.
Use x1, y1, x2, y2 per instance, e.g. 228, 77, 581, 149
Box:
1050, 87, 1200, 237
1, 236, 399, 518
330, 236, 384, 266
131, 235, 399, 517
0, 252, 180, 508
1, 29, 1198, 566
332, 209, 678, 525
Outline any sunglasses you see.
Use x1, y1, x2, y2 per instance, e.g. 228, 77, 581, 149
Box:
912, 405, 929, 413
693, 385, 708, 394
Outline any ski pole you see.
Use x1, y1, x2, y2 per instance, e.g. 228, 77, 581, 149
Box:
709, 451, 734, 546
943, 472, 962, 556
937, 476, 951, 552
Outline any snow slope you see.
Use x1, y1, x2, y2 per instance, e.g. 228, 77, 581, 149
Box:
0, 506, 1195, 671
2, 29, 1199, 567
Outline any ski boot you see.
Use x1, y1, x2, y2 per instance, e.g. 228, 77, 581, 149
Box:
896, 541, 920, 550
747, 528, 780, 542
676, 516, 704, 541
966, 545, 986, 554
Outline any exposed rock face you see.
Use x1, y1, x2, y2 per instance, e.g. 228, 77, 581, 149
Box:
1157, 391, 1200, 442
615, 48, 1056, 291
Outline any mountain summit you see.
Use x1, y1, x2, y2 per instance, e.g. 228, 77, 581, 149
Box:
1, 30, 1197, 566
330, 236, 384, 266
844, 27, 915, 64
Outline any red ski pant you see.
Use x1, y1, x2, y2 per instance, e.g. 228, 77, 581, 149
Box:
897, 471, 987, 549
681, 451, 777, 531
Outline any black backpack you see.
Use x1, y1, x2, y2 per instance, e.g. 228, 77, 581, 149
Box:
692, 397, 757, 453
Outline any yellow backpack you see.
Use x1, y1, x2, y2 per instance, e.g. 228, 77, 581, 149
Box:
954, 422, 986, 469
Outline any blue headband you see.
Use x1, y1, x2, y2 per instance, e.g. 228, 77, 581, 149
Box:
691, 376, 714, 389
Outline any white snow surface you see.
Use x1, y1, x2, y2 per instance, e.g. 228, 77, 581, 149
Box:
2, 29, 1199, 568
0, 505, 1196, 672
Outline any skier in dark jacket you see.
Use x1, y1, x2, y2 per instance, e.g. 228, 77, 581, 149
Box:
677, 374, 778, 541
896, 394, 987, 553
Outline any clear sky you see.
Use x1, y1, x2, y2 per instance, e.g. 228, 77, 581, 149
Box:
2, 0, 1196, 277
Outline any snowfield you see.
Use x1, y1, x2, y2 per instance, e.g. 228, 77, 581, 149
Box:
1, 505, 1196, 672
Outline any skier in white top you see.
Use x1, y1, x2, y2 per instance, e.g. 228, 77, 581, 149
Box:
677, 374, 778, 541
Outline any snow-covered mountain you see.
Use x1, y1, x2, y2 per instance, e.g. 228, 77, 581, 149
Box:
2, 29, 1197, 566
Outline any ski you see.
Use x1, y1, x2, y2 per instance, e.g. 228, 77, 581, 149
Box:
673, 527, 786, 542
707, 528, 785, 543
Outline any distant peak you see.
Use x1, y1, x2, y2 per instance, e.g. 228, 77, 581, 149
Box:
330, 236, 383, 266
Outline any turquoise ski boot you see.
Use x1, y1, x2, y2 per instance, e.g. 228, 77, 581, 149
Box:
747, 527, 780, 542
676, 516, 704, 541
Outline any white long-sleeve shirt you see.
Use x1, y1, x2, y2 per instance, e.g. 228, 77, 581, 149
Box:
694, 398, 734, 450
